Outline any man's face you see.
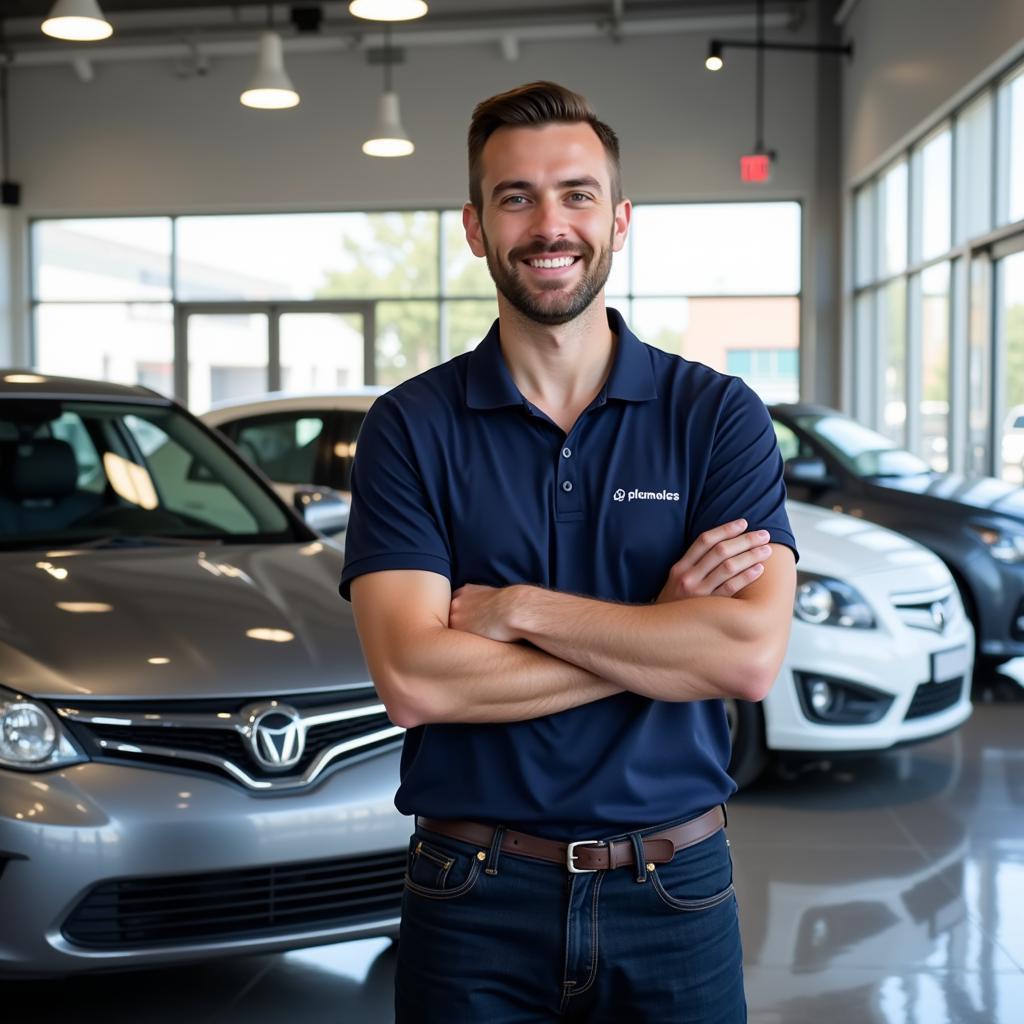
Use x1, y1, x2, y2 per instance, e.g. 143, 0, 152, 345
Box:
463, 122, 631, 326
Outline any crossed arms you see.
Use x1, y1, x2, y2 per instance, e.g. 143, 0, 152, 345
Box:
351, 519, 796, 729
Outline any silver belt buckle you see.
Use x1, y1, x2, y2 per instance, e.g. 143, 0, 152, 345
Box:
566, 839, 601, 874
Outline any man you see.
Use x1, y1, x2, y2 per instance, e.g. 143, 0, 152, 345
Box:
342, 81, 798, 1021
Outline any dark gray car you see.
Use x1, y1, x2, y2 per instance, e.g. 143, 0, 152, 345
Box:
0, 372, 407, 977
771, 403, 1024, 667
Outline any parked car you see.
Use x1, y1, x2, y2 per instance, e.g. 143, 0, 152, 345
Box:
0, 371, 407, 977
202, 391, 973, 788
728, 501, 974, 786
771, 402, 1024, 668
202, 389, 387, 535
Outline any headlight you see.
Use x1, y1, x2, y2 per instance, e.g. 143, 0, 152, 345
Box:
0, 688, 87, 771
969, 524, 1024, 564
794, 573, 876, 629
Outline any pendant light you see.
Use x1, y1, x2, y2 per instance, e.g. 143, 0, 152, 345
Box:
41, 0, 113, 41
362, 25, 414, 157
349, 1, 428, 21
240, 4, 299, 110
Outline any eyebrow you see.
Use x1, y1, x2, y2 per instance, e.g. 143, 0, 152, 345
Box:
490, 176, 605, 199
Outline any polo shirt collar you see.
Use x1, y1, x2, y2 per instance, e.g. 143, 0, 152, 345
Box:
465, 306, 658, 410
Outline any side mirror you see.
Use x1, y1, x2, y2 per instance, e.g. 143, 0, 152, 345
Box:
784, 456, 834, 487
293, 486, 350, 536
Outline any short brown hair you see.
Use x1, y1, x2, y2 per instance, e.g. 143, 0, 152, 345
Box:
467, 81, 622, 210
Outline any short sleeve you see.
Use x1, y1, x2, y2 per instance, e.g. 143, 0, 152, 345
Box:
339, 396, 451, 600
688, 379, 799, 563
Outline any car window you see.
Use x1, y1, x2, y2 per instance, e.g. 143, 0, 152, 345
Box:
50, 411, 104, 493
772, 419, 810, 462
0, 399, 295, 547
329, 410, 369, 492
233, 414, 326, 485
797, 414, 931, 478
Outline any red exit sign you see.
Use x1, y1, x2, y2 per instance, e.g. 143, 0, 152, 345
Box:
740, 153, 772, 183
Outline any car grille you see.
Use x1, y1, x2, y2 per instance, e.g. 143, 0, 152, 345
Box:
904, 677, 965, 720
55, 687, 404, 792
62, 849, 406, 949
889, 584, 958, 634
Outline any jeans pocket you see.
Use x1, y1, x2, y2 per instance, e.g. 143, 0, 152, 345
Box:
404, 830, 483, 901
648, 830, 735, 913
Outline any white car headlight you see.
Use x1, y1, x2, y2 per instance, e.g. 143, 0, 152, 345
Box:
794, 573, 876, 629
0, 688, 87, 771
969, 523, 1024, 564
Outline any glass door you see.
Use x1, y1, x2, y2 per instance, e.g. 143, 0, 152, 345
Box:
176, 301, 375, 411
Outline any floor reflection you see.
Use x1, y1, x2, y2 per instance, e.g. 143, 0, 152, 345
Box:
6, 663, 1023, 1023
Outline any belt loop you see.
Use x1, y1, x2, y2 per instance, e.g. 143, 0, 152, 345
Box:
721, 803, 728, 829
485, 826, 506, 876
629, 832, 648, 884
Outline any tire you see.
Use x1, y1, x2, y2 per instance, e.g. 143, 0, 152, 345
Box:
724, 698, 768, 788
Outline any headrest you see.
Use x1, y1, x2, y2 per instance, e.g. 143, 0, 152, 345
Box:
11, 438, 79, 499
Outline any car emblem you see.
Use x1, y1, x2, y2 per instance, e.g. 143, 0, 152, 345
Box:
245, 702, 305, 770
930, 601, 946, 633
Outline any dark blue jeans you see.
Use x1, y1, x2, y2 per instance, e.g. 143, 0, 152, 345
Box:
395, 813, 746, 1022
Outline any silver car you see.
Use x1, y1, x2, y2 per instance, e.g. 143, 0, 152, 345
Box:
0, 372, 407, 977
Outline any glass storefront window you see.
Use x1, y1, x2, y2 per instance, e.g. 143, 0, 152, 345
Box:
918, 262, 951, 471
878, 279, 907, 445
376, 301, 439, 387
35, 303, 174, 394
854, 185, 875, 288
175, 212, 439, 301
878, 161, 908, 277
955, 92, 993, 245
632, 203, 800, 296
912, 128, 951, 263
997, 67, 1024, 226
444, 300, 498, 358
33, 218, 172, 302
998, 251, 1024, 484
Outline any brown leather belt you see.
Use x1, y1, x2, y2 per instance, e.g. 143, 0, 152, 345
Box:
417, 805, 726, 874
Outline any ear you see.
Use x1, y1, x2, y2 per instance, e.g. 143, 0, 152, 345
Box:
463, 202, 487, 258
611, 198, 632, 254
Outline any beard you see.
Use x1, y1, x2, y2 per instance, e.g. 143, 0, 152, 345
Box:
481, 227, 615, 327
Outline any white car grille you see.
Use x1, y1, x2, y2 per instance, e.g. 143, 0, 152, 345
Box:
889, 584, 959, 635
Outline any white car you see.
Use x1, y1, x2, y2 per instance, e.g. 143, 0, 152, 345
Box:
729, 500, 974, 785
204, 394, 974, 787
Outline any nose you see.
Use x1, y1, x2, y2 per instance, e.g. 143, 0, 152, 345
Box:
528, 194, 568, 243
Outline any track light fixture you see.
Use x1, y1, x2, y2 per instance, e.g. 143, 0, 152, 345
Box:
240, 4, 299, 110
349, 0, 428, 20
362, 25, 414, 157
41, 0, 113, 41
705, 41, 723, 72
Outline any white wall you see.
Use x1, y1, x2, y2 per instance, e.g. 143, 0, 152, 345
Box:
2, 22, 828, 376
842, 0, 1024, 184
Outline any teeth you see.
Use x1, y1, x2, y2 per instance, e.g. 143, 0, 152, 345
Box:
528, 256, 576, 268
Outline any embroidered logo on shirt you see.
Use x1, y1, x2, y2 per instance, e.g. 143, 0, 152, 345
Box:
612, 488, 680, 503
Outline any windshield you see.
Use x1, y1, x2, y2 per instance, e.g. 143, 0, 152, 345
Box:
796, 414, 932, 478
0, 398, 296, 549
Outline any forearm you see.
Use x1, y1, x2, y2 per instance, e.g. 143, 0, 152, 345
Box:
374, 623, 622, 727
509, 587, 782, 702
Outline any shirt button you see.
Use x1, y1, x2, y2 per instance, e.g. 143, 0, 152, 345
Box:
562, 480, 573, 493
562, 447, 572, 459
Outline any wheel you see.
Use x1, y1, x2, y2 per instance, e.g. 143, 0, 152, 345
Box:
724, 698, 768, 788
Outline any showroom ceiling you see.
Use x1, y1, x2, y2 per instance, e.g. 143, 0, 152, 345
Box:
2, 2, 810, 49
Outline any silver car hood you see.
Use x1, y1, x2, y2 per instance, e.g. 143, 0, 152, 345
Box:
0, 542, 371, 701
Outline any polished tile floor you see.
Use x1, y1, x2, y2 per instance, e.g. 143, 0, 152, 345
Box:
12, 669, 1024, 1023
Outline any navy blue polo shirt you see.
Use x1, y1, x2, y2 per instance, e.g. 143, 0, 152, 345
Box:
341, 308, 797, 840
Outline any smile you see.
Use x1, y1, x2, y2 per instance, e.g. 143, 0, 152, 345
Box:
525, 255, 580, 269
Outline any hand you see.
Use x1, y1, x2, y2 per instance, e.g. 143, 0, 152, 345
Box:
656, 519, 773, 603
449, 583, 522, 642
